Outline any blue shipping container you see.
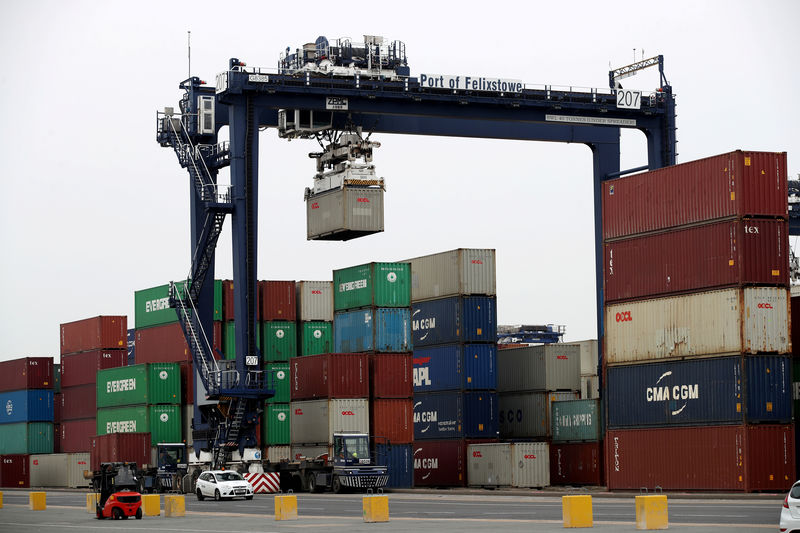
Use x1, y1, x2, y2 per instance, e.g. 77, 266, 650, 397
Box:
374, 443, 413, 488
127, 328, 136, 366
411, 296, 496, 347
413, 391, 498, 440
606, 355, 791, 428
0, 390, 54, 424
334, 308, 411, 353
413, 344, 497, 392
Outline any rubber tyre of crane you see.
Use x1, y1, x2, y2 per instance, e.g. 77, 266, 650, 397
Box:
331, 475, 342, 494
196, 488, 204, 501
214, 489, 222, 501
112, 507, 123, 520
135, 508, 142, 520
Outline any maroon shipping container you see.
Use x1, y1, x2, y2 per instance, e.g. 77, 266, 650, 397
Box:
606, 424, 794, 492
793, 296, 800, 353
369, 353, 413, 399
413, 439, 466, 487
603, 151, 788, 240
61, 418, 96, 453
53, 423, 61, 453
291, 353, 368, 400
604, 218, 789, 303
0, 357, 54, 392
0, 454, 30, 488
60, 384, 96, 421
60, 316, 127, 355
90, 433, 152, 471
550, 442, 604, 486
223, 280, 234, 321
135, 323, 190, 363
371, 399, 413, 444
60, 349, 127, 388
181, 361, 194, 405
53, 393, 63, 423
260, 281, 297, 322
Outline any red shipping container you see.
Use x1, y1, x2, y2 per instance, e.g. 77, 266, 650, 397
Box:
550, 441, 604, 486
54, 393, 63, 423
60, 316, 127, 355
0, 454, 30, 488
53, 423, 61, 453
291, 353, 368, 400
60, 349, 127, 388
60, 384, 96, 421
371, 399, 413, 443
90, 433, 152, 471
413, 439, 466, 487
223, 280, 261, 321
793, 296, 800, 352
369, 353, 412, 399
0, 357, 54, 392
181, 361, 194, 405
604, 218, 789, 303
260, 281, 297, 321
606, 424, 794, 492
135, 323, 190, 363
603, 150, 788, 240
61, 418, 96, 453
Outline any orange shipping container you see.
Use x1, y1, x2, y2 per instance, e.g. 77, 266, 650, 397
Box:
371, 399, 413, 444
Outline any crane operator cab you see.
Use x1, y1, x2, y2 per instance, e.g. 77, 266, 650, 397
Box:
332, 433, 372, 466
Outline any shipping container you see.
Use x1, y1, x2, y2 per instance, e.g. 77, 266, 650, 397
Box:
405, 248, 497, 302
370, 353, 413, 399
552, 400, 602, 442
467, 442, 550, 488
603, 151, 788, 240
412, 344, 497, 392
96, 363, 181, 408
307, 186, 384, 242
290, 399, 369, 445
60, 384, 95, 421
581, 376, 600, 400
266, 363, 290, 404
290, 444, 331, 461
334, 308, 411, 353
260, 281, 297, 321
412, 296, 497, 346
262, 321, 297, 362
374, 443, 412, 488
550, 441, 604, 486
333, 262, 410, 311
0, 357, 54, 392
96, 405, 182, 446
61, 350, 127, 388
297, 281, 334, 322
54, 364, 61, 393
413, 440, 466, 487
263, 403, 290, 446
497, 344, 580, 393
134, 323, 191, 364
54, 393, 62, 423
0, 422, 53, 454
90, 433, 153, 471
0, 390, 53, 424
499, 391, 580, 439
61, 316, 127, 355
563, 339, 599, 377
605, 287, 790, 363
607, 356, 791, 428
291, 353, 368, 401
604, 218, 789, 303
299, 322, 333, 356
224, 320, 263, 360
136, 281, 222, 328
60, 418, 94, 453
53, 422, 61, 453
606, 424, 794, 492
223, 280, 234, 321
371, 399, 413, 444
30, 453, 90, 488
0, 454, 29, 487
413, 391, 498, 440
266, 445, 291, 463
793, 294, 800, 354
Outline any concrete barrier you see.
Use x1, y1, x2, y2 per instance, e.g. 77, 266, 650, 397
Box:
141, 494, 161, 517
274, 494, 298, 521
362, 494, 389, 523
29, 492, 46, 511
164, 494, 185, 517
635, 495, 668, 530
562, 495, 592, 528
86, 493, 99, 513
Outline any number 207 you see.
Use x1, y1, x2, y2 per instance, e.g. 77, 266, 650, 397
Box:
616, 90, 641, 109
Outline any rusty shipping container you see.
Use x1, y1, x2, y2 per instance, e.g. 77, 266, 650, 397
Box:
60, 350, 127, 388
60, 384, 96, 421
60, 316, 127, 355
371, 399, 414, 444
134, 323, 191, 363
0, 454, 30, 488
550, 441, 604, 486
606, 424, 794, 492
60, 418, 95, 453
260, 281, 297, 321
604, 218, 788, 303
290, 353, 369, 401
90, 433, 152, 471
369, 353, 413, 399
605, 287, 789, 364
0, 357, 54, 392
603, 151, 788, 240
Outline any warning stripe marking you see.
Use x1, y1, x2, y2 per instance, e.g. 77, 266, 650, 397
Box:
243, 472, 280, 493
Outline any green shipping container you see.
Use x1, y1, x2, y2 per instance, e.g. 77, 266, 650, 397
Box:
266, 363, 290, 404
551, 399, 602, 443
333, 262, 411, 311
54, 364, 61, 393
97, 405, 182, 446
262, 322, 297, 362
135, 280, 223, 329
96, 363, 181, 408
262, 403, 290, 445
0, 422, 53, 454
223, 321, 262, 360
299, 322, 332, 356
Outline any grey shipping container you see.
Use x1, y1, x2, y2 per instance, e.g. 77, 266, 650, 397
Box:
29, 453, 90, 488
306, 187, 384, 241
467, 442, 550, 488
499, 391, 579, 439
551, 399, 602, 442
296, 281, 334, 322
563, 339, 598, 376
404, 248, 496, 302
497, 344, 581, 393
290, 399, 369, 445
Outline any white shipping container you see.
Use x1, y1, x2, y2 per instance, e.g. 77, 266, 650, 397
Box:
290, 399, 369, 445
306, 187, 384, 241
266, 446, 291, 463
605, 287, 790, 364
297, 281, 334, 322
290, 444, 331, 461
467, 443, 550, 488
404, 248, 496, 302
499, 391, 579, 439
29, 453, 91, 488
581, 375, 600, 400
497, 344, 581, 393
563, 339, 598, 376
511, 442, 550, 488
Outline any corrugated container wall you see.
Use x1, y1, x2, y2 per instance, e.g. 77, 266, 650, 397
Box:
497, 344, 580, 392
413, 440, 466, 487
90, 433, 153, 471
375, 443, 413, 488
29, 453, 90, 488
54, 365, 61, 393
96, 363, 181, 407
405, 248, 497, 301
467, 443, 550, 488
60, 419, 95, 453
550, 442, 604, 486
96, 405, 182, 446
605, 287, 790, 364
61, 350, 127, 388
291, 353, 369, 400
260, 281, 297, 321
263, 404, 290, 446
371, 399, 413, 443
333, 262, 411, 311
370, 353, 413, 398
306, 186, 384, 241
266, 363, 290, 404
290, 399, 369, 445
266, 446, 291, 463
297, 281, 334, 322
299, 322, 333, 356
551, 400, 602, 442
413, 391, 498, 440
0, 358, 54, 392
412, 344, 497, 392
261, 322, 297, 361
563, 339, 598, 376
0, 423, 53, 454
499, 391, 579, 439
334, 308, 411, 353
412, 296, 497, 346
604, 218, 789, 303
0, 390, 54, 423
134, 323, 192, 364
136, 282, 222, 328
60, 316, 127, 355
0, 454, 30, 488
60, 385, 95, 420
602, 151, 788, 240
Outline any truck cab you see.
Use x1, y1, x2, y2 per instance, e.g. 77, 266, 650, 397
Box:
322, 432, 388, 493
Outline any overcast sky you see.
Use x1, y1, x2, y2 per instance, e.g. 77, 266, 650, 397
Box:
1, 1, 798, 362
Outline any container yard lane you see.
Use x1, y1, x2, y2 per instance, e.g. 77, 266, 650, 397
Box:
0, 490, 781, 532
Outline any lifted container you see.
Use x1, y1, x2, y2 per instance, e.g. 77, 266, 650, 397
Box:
306, 186, 384, 241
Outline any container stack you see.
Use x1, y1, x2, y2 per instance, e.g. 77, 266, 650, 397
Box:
792, 287, 800, 479
549, 399, 603, 486
563, 340, 599, 400
404, 249, 499, 487
296, 281, 334, 357
60, 316, 127, 452
602, 150, 794, 492
0, 358, 55, 463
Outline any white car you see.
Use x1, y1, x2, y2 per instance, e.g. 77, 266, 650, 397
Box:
195, 470, 254, 501
780, 480, 800, 532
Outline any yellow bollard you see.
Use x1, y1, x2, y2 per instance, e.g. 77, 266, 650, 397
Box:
86, 493, 99, 513
141, 494, 161, 516
164, 494, 185, 517
635, 495, 668, 530
562, 495, 593, 528
274, 494, 298, 521
0, 491, 3, 509
362, 494, 389, 523
29, 492, 46, 511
